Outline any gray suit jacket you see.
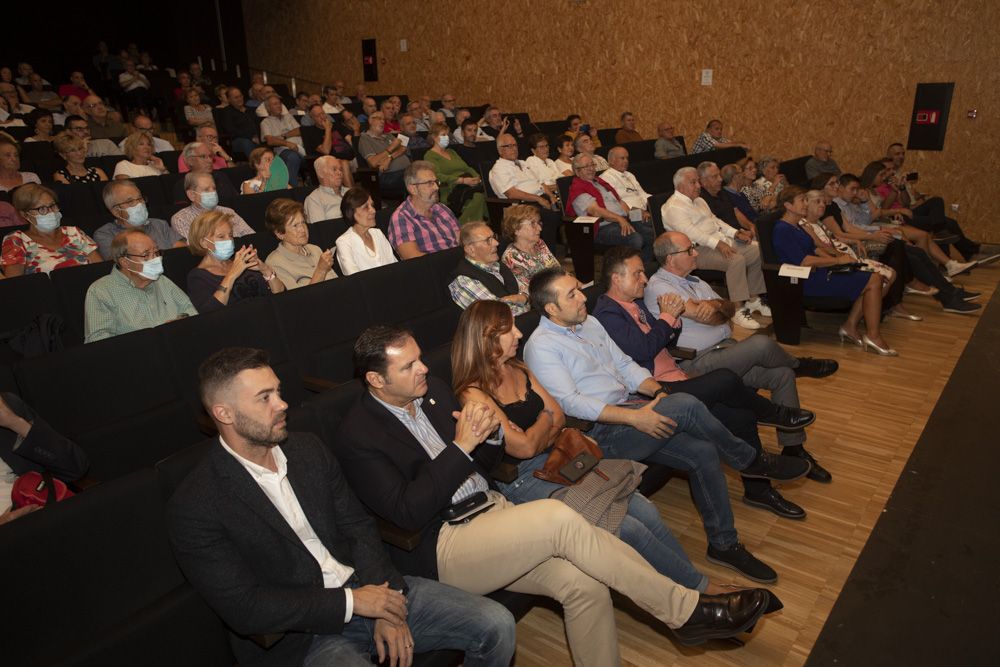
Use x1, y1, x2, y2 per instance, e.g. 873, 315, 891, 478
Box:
166, 432, 405, 667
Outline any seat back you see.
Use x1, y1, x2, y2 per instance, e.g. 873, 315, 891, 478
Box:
49, 260, 115, 345
780, 155, 812, 187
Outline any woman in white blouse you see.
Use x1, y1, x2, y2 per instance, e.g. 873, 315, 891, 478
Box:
113, 131, 168, 179
553, 135, 575, 177
334, 186, 397, 276
524, 133, 562, 187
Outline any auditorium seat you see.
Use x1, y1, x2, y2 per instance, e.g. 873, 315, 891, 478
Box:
14, 328, 202, 480
159, 246, 202, 292
0, 272, 64, 347
231, 187, 310, 232
780, 155, 812, 187
1, 468, 234, 667
49, 260, 113, 345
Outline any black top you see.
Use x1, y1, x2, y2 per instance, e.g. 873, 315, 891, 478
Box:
472, 369, 546, 473
217, 104, 259, 141
702, 187, 742, 230
187, 267, 270, 313
56, 167, 103, 184
0, 392, 89, 480
824, 202, 844, 226
450, 257, 520, 300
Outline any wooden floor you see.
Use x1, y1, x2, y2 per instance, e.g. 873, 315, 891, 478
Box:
511, 261, 1000, 666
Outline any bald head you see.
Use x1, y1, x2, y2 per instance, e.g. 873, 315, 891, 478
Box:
496, 133, 518, 160
607, 146, 629, 172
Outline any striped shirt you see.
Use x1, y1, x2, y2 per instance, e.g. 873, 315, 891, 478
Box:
371, 394, 489, 504
388, 199, 460, 254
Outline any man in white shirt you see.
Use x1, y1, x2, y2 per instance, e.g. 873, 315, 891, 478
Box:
322, 85, 345, 114
601, 146, 652, 214
488, 134, 561, 247
661, 167, 769, 329
260, 94, 305, 186
166, 347, 516, 667
304, 156, 348, 223
117, 115, 173, 153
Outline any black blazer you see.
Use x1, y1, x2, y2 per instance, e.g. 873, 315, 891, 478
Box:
0, 393, 89, 480
166, 432, 405, 667
334, 376, 493, 580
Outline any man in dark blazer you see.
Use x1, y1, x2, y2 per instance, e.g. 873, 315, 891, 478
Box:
166, 347, 516, 667
0, 392, 89, 525
334, 325, 775, 664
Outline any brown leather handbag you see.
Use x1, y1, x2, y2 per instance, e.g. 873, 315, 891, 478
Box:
533, 428, 608, 486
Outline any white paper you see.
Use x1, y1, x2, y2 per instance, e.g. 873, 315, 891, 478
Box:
397, 134, 410, 147
573, 216, 600, 224
701, 69, 713, 86
629, 208, 643, 222
778, 264, 811, 279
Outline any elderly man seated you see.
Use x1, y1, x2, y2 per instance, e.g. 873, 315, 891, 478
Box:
698, 161, 754, 234
359, 111, 410, 200
94, 180, 185, 260
171, 171, 253, 241
487, 133, 561, 246
448, 221, 529, 315
661, 167, 768, 329
217, 87, 260, 159
643, 231, 837, 481
117, 115, 173, 153
399, 113, 431, 150
691, 119, 750, 154
64, 115, 122, 157
84, 229, 197, 342
567, 154, 653, 260
573, 132, 608, 171
615, 111, 643, 144
804, 141, 840, 181
304, 156, 349, 222
24, 73, 61, 111
260, 94, 305, 186
82, 95, 126, 140
178, 126, 234, 172
654, 122, 685, 160
600, 146, 653, 216
388, 160, 460, 259
172, 142, 239, 205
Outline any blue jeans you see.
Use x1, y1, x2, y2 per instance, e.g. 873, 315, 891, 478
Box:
304, 576, 515, 667
277, 148, 303, 186
596, 218, 655, 262
497, 453, 708, 591
589, 393, 756, 550
230, 137, 257, 161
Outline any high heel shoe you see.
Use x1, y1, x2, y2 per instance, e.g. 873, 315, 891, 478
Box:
862, 335, 898, 356
889, 309, 923, 321
838, 327, 864, 346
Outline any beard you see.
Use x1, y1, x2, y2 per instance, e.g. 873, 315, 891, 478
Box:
233, 408, 288, 448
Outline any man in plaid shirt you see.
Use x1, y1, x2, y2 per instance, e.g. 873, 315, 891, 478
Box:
388, 161, 461, 259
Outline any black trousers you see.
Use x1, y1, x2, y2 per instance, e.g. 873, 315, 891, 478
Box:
907, 196, 978, 260
660, 369, 774, 497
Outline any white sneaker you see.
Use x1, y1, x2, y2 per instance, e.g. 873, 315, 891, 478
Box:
732, 309, 762, 329
946, 260, 976, 277
746, 298, 772, 317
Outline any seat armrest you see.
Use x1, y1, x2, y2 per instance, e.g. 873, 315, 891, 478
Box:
377, 517, 423, 551
302, 375, 340, 393
668, 346, 697, 360
249, 633, 285, 649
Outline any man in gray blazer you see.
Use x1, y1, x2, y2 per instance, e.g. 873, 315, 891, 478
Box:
166, 347, 515, 667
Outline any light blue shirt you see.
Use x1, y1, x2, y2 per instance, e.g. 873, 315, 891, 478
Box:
644, 268, 732, 353
523, 315, 651, 421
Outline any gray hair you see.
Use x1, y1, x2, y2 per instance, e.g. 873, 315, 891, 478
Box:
672, 166, 697, 188
459, 221, 491, 246
571, 153, 593, 172
314, 155, 338, 179
182, 141, 206, 161
403, 160, 435, 186
109, 228, 149, 263
720, 163, 741, 186
696, 161, 717, 178
184, 170, 213, 191
758, 156, 779, 172
572, 133, 590, 152
102, 179, 139, 211
653, 233, 684, 265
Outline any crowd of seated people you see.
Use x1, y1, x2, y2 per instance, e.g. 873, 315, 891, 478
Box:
2, 51, 999, 666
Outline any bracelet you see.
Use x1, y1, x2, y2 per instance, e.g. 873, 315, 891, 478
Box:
216, 284, 228, 294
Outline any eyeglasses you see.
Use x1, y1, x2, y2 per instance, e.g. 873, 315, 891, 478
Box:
465, 233, 497, 246
498, 144, 517, 150
191, 153, 212, 159
126, 249, 160, 260
576, 163, 596, 171
520, 219, 542, 228
534, 143, 549, 149
27, 202, 60, 215
411, 179, 440, 188
666, 243, 699, 256
114, 195, 146, 209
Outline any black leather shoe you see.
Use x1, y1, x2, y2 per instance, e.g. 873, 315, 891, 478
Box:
794, 357, 838, 378
758, 406, 815, 432
674, 589, 770, 646
785, 448, 832, 483
743, 488, 806, 519
740, 451, 811, 482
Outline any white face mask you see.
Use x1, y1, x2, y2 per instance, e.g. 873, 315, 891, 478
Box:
34, 211, 62, 232
437, 135, 449, 149
199, 190, 219, 210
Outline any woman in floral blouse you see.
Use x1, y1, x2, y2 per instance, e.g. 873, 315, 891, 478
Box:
2, 183, 101, 276
500, 204, 560, 294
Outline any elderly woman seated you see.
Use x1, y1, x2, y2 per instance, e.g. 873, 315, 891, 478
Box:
500, 203, 560, 294
186, 209, 285, 313
113, 131, 168, 179
742, 156, 785, 213
3, 183, 101, 275
53, 131, 108, 184
0, 134, 41, 192
524, 133, 563, 189
334, 186, 397, 276
263, 198, 336, 290
772, 186, 896, 356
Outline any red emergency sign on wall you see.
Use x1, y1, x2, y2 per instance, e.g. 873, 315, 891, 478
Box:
915, 110, 940, 124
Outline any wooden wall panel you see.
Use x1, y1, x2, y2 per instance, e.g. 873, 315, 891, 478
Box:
242, 0, 1000, 240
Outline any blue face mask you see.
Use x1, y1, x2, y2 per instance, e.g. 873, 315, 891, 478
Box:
211, 238, 235, 261
436, 135, 449, 149
128, 255, 163, 281
125, 202, 149, 227
34, 211, 62, 232
199, 190, 219, 210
